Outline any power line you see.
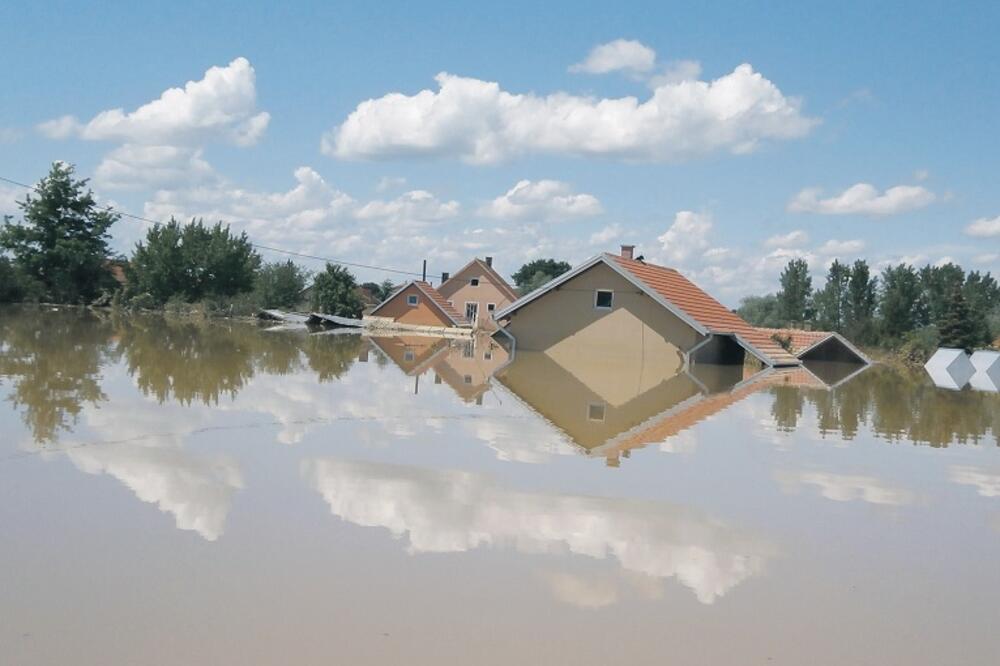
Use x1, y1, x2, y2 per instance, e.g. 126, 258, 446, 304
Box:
0, 173, 429, 279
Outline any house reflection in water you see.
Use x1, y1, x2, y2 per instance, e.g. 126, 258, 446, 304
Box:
367, 334, 510, 404
494, 343, 868, 466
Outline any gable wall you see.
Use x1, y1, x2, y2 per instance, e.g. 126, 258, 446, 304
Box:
501, 262, 704, 365
371, 284, 454, 327
438, 263, 515, 330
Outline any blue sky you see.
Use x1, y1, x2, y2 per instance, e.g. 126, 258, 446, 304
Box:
2, 0, 999, 303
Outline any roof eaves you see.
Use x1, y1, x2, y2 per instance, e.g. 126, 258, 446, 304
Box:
796, 332, 871, 365
368, 280, 414, 317
492, 254, 606, 320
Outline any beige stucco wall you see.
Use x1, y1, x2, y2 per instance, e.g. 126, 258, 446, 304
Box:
438, 265, 514, 330
502, 262, 704, 366
371, 284, 454, 328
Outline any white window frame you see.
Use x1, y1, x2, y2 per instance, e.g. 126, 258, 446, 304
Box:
487, 302, 496, 312
594, 289, 614, 310
406, 294, 419, 307
465, 301, 479, 322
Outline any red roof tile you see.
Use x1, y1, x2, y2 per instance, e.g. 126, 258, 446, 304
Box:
414, 281, 466, 324
608, 254, 799, 366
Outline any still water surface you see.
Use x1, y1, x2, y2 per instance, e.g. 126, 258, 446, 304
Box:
1, 306, 998, 665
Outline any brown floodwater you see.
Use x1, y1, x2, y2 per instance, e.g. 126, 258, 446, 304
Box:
1, 305, 998, 665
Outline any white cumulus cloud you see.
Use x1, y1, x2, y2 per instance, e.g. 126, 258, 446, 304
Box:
479, 179, 602, 220
39, 57, 269, 146
788, 182, 935, 216
818, 239, 866, 255
765, 230, 809, 248
656, 211, 713, 264
324, 65, 817, 164
965, 215, 1000, 238
569, 38, 657, 74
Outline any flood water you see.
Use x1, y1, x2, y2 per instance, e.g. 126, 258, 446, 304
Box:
2, 306, 998, 665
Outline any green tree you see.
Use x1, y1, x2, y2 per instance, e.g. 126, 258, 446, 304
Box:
777, 259, 813, 324
962, 270, 1000, 344
255, 260, 309, 309
0, 256, 26, 303
879, 264, 925, 341
813, 260, 850, 331
511, 259, 571, 293
128, 218, 261, 304
361, 279, 396, 302
736, 294, 783, 327
311, 263, 363, 317
845, 260, 878, 343
938, 285, 980, 352
919, 263, 965, 324
0, 162, 118, 303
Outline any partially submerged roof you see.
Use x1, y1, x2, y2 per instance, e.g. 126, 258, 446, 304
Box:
369, 280, 468, 327
495, 253, 799, 366
752, 327, 870, 365
439, 258, 519, 302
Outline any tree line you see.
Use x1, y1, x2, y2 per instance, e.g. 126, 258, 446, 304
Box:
0, 163, 390, 317
738, 257, 1000, 356
6, 163, 996, 355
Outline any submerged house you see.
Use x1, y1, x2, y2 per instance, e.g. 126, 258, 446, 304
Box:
493, 246, 868, 368
366, 281, 469, 331
436, 257, 519, 330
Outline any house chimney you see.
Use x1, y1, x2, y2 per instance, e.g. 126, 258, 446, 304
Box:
620, 244, 635, 260
485, 256, 493, 267
441, 271, 450, 283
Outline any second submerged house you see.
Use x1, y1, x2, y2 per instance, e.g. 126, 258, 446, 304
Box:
494, 245, 868, 368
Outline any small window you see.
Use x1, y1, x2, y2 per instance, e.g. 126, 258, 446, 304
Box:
403, 350, 415, 362
406, 294, 419, 306
487, 303, 496, 312
594, 290, 614, 310
463, 375, 473, 385
484, 350, 493, 361
470, 278, 480, 287
588, 402, 606, 422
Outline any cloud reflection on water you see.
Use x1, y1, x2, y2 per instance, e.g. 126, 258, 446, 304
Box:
302, 457, 775, 604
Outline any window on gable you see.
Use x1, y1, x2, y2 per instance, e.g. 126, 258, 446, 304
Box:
487, 303, 496, 312
407, 294, 419, 306
588, 402, 606, 422
594, 290, 614, 310
470, 278, 480, 287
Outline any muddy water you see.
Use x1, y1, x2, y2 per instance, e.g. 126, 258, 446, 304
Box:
1, 306, 998, 665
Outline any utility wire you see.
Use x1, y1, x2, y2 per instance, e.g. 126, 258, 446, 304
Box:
0, 174, 429, 279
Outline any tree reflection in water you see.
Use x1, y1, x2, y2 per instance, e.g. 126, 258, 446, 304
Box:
0, 306, 115, 442
2, 306, 997, 449
771, 364, 1000, 447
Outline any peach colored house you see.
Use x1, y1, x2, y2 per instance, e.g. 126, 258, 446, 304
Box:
494, 245, 868, 368
367, 281, 468, 329
437, 257, 518, 331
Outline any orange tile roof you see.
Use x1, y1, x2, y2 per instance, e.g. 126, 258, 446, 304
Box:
608, 254, 799, 366
751, 327, 834, 355
414, 281, 466, 324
